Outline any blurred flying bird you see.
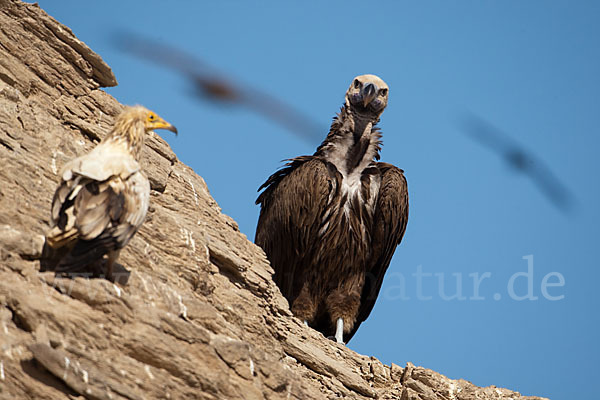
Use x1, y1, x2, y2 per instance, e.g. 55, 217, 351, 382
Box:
44, 106, 177, 281
256, 75, 409, 344
462, 114, 573, 212
116, 33, 323, 144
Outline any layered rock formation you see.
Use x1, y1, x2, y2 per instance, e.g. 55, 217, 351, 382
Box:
0, 1, 548, 399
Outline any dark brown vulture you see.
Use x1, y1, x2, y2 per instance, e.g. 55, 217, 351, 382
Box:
45, 106, 177, 281
255, 74, 409, 344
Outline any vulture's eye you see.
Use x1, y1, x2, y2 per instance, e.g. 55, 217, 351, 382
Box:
379, 88, 388, 96
353, 79, 361, 88
148, 114, 155, 121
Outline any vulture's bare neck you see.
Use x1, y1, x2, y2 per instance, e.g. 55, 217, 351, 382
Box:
315, 105, 382, 176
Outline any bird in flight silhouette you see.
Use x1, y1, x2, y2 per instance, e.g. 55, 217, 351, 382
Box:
116, 33, 324, 145
461, 114, 574, 213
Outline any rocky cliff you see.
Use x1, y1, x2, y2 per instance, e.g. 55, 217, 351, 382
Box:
0, 1, 548, 399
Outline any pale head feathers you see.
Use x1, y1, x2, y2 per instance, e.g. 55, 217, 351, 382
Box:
106, 106, 177, 159
345, 74, 389, 118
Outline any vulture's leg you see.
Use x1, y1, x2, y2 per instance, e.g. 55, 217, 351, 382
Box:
335, 318, 344, 344
325, 276, 364, 345
105, 250, 121, 282
291, 283, 318, 326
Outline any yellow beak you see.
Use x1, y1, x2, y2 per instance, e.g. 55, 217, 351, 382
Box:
151, 118, 178, 135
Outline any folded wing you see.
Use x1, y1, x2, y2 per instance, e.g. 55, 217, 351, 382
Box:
47, 149, 149, 271
256, 157, 338, 301
346, 163, 408, 341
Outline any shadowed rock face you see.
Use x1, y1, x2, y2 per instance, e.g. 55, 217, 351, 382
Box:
0, 1, 548, 399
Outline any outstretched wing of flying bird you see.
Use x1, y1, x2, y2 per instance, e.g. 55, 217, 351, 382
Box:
116, 33, 324, 144
461, 114, 574, 212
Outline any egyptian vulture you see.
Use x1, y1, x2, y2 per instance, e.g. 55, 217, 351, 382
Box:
256, 74, 409, 344
45, 106, 177, 281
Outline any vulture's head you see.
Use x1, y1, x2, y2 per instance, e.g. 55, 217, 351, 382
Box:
108, 106, 178, 157
130, 106, 178, 134
345, 74, 389, 118
113, 105, 177, 135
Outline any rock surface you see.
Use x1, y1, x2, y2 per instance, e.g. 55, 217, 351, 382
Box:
0, 1, 548, 399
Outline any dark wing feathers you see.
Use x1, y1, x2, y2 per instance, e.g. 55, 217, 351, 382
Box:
47, 172, 149, 272
256, 157, 335, 299
256, 156, 314, 205
346, 162, 409, 342
58, 232, 121, 272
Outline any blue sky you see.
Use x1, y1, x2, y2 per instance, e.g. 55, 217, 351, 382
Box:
35, 1, 600, 399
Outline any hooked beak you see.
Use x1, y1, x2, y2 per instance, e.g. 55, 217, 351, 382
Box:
361, 83, 377, 107
152, 118, 178, 136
